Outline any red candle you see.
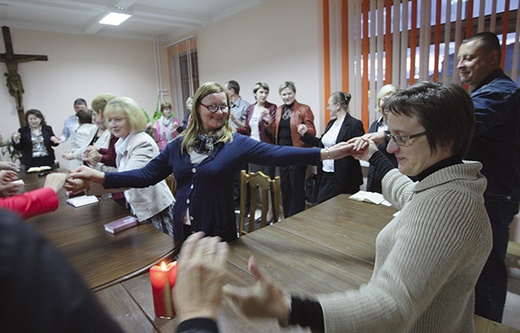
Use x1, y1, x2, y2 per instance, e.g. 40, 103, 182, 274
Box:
150, 261, 178, 319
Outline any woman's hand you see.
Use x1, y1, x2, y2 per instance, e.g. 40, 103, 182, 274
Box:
64, 177, 89, 195
223, 256, 290, 321
62, 151, 73, 160
0, 170, 20, 197
0, 170, 18, 183
261, 108, 272, 125
69, 165, 105, 183
82, 146, 102, 167
353, 132, 386, 145
174, 232, 229, 322
347, 137, 379, 161
0, 161, 20, 172
322, 141, 356, 160
50, 136, 61, 144
297, 124, 308, 136
43, 173, 68, 194
11, 132, 20, 142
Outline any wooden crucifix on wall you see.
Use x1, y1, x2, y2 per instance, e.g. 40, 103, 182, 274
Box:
0, 26, 48, 127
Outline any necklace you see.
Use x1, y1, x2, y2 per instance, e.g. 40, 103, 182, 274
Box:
282, 107, 291, 120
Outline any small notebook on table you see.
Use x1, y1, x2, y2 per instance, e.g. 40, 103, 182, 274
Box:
103, 216, 139, 234
26, 166, 52, 173
349, 190, 392, 206
66, 195, 99, 207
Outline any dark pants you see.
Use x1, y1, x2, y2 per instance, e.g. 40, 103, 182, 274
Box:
233, 163, 249, 209
279, 164, 307, 218
316, 172, 342, 204
475, 198, 518, 322
249, 163, 276, 178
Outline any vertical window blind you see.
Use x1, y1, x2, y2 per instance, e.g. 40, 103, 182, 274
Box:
323, 0, 520, 129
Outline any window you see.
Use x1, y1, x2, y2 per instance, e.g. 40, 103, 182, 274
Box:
167, 37, 199, 122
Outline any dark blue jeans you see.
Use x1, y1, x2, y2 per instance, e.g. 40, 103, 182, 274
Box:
475, 197, 518, 322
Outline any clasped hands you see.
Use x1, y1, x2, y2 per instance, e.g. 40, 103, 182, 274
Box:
0, 170, 21, 197
173, 232, 291, 323
63, 165, 105, 195
322, 133, 384, 161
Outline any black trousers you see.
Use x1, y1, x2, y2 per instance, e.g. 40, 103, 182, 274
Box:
279, 164, 307, 218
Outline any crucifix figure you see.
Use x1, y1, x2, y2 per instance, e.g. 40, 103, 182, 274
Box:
0, 26, 48, 126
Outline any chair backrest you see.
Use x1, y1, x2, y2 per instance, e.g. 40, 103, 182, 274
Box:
239, 170, 282, 236
165, 174, 177, 197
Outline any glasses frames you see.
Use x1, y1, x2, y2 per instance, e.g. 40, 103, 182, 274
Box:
386, 131, 427, 146
200, 103, 229, 113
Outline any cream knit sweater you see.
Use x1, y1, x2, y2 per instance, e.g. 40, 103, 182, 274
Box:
318, 161, 492, 332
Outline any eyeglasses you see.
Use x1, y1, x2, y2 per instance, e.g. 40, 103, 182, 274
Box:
386, 131, 427, 146
200, 103, 229, 113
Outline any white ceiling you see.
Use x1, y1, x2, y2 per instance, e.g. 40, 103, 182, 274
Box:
0, 0, 263, 41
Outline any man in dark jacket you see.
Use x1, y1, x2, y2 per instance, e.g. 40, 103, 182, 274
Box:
457, 31, 520, 323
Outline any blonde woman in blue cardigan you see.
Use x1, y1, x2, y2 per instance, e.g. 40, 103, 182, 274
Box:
69, 82, 354, 243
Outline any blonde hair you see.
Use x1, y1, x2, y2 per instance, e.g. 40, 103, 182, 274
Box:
278, 81, 296, 94
181, 82, 234, 153
91, 93, 116, 114
376, 84, 398, 113
104, 97, 147, 132
185, 96, 194, 110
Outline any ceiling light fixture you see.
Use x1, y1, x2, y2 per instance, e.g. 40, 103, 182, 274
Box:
99, 8, 132, 26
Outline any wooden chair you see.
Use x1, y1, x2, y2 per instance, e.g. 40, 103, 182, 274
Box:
507, 241, 520, 260
165, 174, 177, 197
238, 170, 282, 236
474, 314, 520, 332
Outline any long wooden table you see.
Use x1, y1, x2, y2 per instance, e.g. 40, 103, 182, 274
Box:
95, 194, 520, 332
95, 194, 394, 332
22, 171, 176, 291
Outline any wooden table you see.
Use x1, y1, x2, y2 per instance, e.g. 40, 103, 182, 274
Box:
95, 194, 394, 332
22, 172, 176, 291
95, 194, 520, 332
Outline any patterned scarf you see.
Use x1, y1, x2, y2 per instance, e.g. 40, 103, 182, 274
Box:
192, 129, 225, 154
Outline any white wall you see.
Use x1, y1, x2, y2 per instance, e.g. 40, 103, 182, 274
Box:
195, 0, 326, 131
0, 28, 169, 167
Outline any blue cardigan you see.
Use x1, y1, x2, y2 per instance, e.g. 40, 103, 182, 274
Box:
104, 133, 321, 241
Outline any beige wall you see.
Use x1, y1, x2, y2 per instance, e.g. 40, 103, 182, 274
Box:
0, 28, 169, 167
195, 0, 326, 132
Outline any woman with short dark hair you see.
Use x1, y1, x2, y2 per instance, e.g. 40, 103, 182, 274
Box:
224, 82, 492, 332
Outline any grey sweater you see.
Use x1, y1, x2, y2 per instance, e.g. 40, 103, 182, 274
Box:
318, 161, 492, 332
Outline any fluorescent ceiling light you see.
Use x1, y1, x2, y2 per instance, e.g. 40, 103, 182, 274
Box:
99, 10, 132, 26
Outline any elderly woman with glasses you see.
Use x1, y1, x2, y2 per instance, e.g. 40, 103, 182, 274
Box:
223, 82, 492, 332
66, 97, 175, 236
69, 82, 354, 243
